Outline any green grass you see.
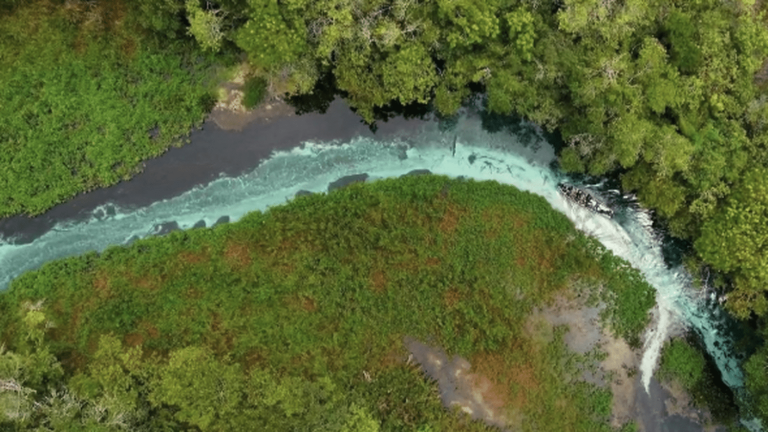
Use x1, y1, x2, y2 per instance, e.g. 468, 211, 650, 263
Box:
0, 1, 217, 217
0, 176, 654, 431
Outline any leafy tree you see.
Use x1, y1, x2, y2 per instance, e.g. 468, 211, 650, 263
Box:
234, 0, 308, 70
186, 0, 227, 52
505, 9, 535, 62
658, 339, 706, 389
69, 335, 150, 428
745, 344, 768, 424
149, 346, 244, 430
664, 10, 702, 74
128, 0, 186, 38
436, 0, 500, 49
696, 168, 768, 318
341, 404, 380, 432
380, 42, 438, 106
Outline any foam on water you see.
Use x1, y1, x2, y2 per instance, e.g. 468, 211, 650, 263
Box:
0, 113, 756, 428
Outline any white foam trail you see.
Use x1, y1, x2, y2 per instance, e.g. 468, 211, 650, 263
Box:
0, 113, 754, 427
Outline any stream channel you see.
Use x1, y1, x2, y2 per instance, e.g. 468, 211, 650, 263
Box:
0, 99, 759, 432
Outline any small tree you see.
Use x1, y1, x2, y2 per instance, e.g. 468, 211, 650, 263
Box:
186, 0, 226, 53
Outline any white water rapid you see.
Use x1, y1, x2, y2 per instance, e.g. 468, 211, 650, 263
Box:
0, 113, 756, 428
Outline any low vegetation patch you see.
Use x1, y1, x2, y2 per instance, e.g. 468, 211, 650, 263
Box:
241, 75, 268, 109
0, 0, 219, 217
0, 176, 654, 430
658, 337, 739, 427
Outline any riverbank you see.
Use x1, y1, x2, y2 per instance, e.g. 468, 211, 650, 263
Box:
0, 99, 425, 245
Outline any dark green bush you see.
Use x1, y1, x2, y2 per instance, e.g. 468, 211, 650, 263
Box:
242, 75, 268, 109
659, 339, 706, 389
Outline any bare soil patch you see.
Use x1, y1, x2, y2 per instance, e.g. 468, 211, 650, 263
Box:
207, 65, 296, 131
224, 241, 252, 270
439, 203, 463, 234
134, 273, 162, 291
125, 332, 143, 347
178, 250, 208, 264
370, 269, 387, 293
443, 288, 461, 309
528, 291, 641, 427
284, 294, 317, 312
404, 337, 510, 429
92, 271, 111, 297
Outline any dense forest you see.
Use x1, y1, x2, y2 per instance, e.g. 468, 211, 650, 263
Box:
0, 177, 655, 430
2, 0, 768, 428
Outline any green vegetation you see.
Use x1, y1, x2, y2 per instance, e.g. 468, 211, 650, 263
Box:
0, 0, 220, 217
242, 75, 268, 109
658, 338, 739, 427
5, 0, 768, 426
696, 168, 768, 319
0, 177, 653, 431
171, 0, 768, 416
223, 0, 768, 323
2, 0, 766, 321
659, 339, 707, 389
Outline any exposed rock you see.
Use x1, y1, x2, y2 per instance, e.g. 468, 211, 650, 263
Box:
558, 183, 614, 218
207, 63, 296, 131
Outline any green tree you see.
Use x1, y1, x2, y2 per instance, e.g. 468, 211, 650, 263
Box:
664, 10, 702, 74
380, 42, 438, 106
149, 346, 244, 430
436, 0, 500, 49
186, 0, 227, 52
658, 339, 706, 389
235, 0, 308, 70
745, 344, 768, 424
696, 168, 768, 318
340, 404, 380, 432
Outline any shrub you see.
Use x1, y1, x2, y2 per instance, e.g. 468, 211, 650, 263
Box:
242, 75, 268, 109
658, 339, 706, 389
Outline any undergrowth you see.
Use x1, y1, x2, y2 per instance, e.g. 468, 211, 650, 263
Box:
0, 0, 218, 217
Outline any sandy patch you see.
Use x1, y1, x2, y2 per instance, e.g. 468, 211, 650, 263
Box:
207, 63, 296, 131
403, 289, 645, 431
527, 292, 641, 427
208, 96, 295, 131
602, 327, 639, 427
661, 379, 717, 431
404, 337, 509, 429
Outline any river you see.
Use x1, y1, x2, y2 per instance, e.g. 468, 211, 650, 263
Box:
0, 99, 756, 431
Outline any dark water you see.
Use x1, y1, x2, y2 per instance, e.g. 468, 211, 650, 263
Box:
0, 99, 426, 244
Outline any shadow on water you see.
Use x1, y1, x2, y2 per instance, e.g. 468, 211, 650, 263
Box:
285, 72, 433, 134
285, 72, 337, 116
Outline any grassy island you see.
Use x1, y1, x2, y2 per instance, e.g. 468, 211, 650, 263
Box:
0, 176, 654, 431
